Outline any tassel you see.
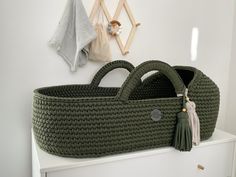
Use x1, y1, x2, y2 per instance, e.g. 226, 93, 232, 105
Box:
173, 109, 192, 151
186, 100, 200, 145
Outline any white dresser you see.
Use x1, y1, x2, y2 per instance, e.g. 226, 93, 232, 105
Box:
32, 129, 236, 177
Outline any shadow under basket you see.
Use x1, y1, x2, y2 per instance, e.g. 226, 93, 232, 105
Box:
32, 60, 220, 158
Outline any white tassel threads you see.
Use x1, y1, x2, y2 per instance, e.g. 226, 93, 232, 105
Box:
185, 89, 201, 145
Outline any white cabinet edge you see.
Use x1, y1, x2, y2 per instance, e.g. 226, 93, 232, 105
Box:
32, 132, 46, 177
31, 129, 236, 173
232, 143, 236, 177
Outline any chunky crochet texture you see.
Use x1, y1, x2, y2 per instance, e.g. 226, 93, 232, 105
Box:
33, 60, 219, 157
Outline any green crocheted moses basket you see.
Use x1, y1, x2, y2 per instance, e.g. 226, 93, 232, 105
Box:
33, 60, 220, 158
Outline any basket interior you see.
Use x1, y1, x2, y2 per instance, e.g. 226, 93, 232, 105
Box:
37, 69, 195, 100
176, 69, 195, 87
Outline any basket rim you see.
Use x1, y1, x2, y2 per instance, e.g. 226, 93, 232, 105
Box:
33, 66, 201, 102
33, 85, 182, 103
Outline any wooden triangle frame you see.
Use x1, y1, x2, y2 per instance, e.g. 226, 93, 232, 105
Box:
89, 0, 140, 55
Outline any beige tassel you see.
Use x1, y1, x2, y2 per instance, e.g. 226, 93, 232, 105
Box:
185, 94, 200, 145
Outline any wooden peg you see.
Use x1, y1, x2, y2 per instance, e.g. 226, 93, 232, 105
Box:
197, 164, 205, 170
124, 51, 129, 55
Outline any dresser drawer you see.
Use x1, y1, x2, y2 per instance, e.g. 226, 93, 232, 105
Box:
47, 142, 235, 177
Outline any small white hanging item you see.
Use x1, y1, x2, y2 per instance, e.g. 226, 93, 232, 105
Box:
185, 89, 201, 145
107, 20, 122, 36
89, 4, 112, 62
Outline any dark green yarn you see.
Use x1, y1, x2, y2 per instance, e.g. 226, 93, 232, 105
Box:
144, 66, 220, 140
173, 111, 192, 151
91, 60, 135, 87
117, 60, 186, 102
32, 60, 220, 158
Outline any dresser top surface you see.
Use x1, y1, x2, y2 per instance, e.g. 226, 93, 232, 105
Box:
32, 129, 236, 173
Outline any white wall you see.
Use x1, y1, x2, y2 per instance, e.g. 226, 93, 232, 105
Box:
0, 0, 234, 177
226, 0, 236, 135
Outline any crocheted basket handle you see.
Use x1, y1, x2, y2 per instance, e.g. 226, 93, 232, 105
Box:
117, 60, 186, 101
91, 60, 135, 87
